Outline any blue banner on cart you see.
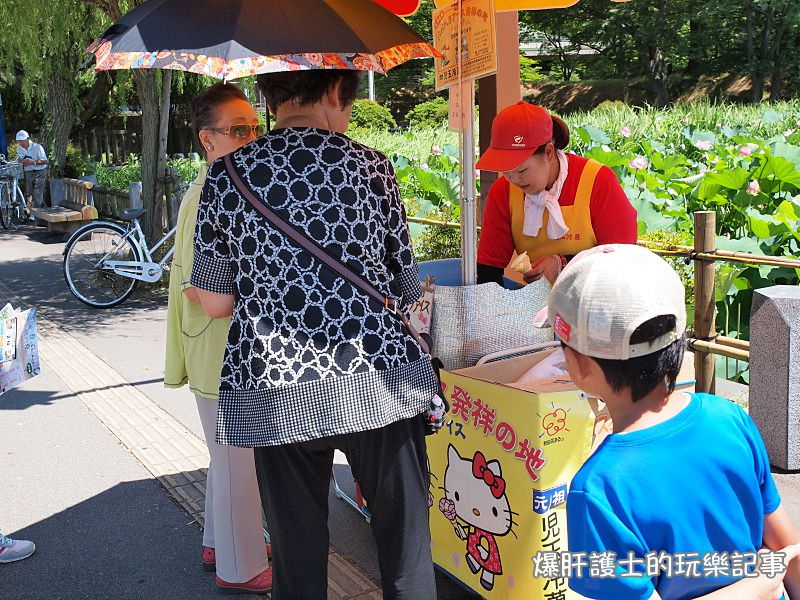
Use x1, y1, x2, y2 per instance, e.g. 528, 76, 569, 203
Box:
532, 483, 568, 514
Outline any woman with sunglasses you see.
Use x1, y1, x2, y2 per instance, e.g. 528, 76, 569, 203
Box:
164, 82, 271, 594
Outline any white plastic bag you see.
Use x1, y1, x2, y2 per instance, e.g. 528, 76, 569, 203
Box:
0, 303, 40, 395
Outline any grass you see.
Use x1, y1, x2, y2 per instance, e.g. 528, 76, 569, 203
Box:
562, 100, 800, 150
349, 124, 458, 163
350, 100, 800, 168
86, 100, 800, 187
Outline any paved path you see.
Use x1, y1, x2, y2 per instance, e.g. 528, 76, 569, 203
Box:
0, 225, 474, 599
4, 224, 798, 600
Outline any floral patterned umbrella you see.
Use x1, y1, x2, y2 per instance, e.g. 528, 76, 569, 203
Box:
87, 0, 439, 80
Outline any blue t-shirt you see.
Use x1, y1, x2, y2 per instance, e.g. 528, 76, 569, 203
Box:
567, 393, 781, 600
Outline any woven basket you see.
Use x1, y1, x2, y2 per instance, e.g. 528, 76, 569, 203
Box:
0, 162, 24, 180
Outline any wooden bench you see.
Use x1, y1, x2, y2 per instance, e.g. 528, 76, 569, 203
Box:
31, 178, 98, 234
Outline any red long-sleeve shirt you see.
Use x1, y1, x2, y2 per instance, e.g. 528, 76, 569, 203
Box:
477, 154, 638, 269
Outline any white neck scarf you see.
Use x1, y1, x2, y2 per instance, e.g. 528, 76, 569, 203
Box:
522, 150, 569, 239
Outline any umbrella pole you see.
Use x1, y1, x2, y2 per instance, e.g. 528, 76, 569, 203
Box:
460, 96, 477, 286
368, 71, 376, 101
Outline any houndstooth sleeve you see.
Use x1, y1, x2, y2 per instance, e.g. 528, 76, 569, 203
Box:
382, 157, 421, 312
190, 166, 235, 295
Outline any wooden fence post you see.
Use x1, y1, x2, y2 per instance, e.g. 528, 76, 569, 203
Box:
694, 211, 717, 394
113, 132, 122, 166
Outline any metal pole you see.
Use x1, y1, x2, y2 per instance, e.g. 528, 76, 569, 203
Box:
453, 0, 477, 285
693, 211, 717, 394
461, 86, 477, 285
368, 71, 375, 102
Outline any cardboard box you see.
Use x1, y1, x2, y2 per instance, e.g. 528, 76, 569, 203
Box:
427, 349, 593, 599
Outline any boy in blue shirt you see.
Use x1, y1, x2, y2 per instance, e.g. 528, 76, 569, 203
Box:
547, 244, 800, 600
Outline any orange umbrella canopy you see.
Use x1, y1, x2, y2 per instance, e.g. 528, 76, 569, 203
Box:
372, 0, 422, 15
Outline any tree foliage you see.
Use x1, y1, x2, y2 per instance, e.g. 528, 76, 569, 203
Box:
519, 0, 800, 104
0, 0, 109, 175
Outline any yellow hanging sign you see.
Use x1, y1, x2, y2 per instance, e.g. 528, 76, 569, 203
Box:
432, 0, 498, 91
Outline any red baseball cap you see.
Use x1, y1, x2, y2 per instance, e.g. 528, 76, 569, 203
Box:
476, 102, 569, 172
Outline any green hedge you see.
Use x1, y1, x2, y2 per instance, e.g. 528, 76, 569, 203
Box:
349, 99, 396, 131
406, 97, 449, 129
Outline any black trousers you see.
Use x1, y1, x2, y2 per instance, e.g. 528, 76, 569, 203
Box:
254, 416, 436, 600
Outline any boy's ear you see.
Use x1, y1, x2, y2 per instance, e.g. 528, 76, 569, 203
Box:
565, 345, 594, 383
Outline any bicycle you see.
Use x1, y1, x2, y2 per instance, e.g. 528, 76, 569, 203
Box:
0, 158, 27, 231
63, 208, 177, 308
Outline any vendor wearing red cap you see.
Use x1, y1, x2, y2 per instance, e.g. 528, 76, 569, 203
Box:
476, 102, 638, 286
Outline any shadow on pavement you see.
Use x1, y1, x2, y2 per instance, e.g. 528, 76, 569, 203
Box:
15, 226, 68, 245
329, 464, 479, 600
0, 379, 166, 412
0, 388, 71, 411
4, 470, 472, 600
0, 246, 168, 338
1, 479, 253, 600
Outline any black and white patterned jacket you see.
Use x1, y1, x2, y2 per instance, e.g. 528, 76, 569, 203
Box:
191, 127, 439, 447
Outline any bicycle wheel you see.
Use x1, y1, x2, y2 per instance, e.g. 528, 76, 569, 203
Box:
0, 183, 11, 230
10, 188, 27, 228
63, 223, 141, 308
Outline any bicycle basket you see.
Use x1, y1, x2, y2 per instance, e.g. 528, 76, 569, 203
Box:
0, 162, 24, 180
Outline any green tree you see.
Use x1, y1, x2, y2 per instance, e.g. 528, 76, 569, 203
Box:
78, 0, 171, 239
0, 0, 108, 177
521, 0, 693, 106
350, 100, 397, 130
745, 0, 800, 102
375, 0, 436, 106
520, 0, 800, 104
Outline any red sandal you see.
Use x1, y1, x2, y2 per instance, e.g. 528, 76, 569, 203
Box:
201, 543, 272, 571
215, 567, 272, 594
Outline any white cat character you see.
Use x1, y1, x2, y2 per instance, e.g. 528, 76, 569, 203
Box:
439, 444, 515, 592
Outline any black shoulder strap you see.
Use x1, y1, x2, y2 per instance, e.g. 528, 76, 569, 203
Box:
222, 154, 430, 354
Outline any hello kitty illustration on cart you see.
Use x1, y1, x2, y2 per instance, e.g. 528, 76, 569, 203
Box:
438, 444, 518, 591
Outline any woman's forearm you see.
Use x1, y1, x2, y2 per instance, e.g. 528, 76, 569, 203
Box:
182, 286, 201, 303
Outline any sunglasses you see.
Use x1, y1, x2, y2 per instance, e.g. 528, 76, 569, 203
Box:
207, 124, 265, 141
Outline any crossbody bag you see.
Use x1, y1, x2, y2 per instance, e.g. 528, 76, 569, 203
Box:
223, 154, 448, 434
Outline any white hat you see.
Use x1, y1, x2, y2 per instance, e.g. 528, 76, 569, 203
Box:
15, 130, 29, 141
548, 244, 686, 360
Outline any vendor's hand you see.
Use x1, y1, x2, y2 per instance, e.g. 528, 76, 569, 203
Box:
701, 544, 800, 600
523, 255, 565, 285
751, 544, 800, 600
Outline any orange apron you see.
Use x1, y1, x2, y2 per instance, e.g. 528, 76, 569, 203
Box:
508, 158, 602, 260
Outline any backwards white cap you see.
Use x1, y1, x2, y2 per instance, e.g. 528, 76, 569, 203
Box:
15, 130, 29, 141
548, 244, 686, 360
